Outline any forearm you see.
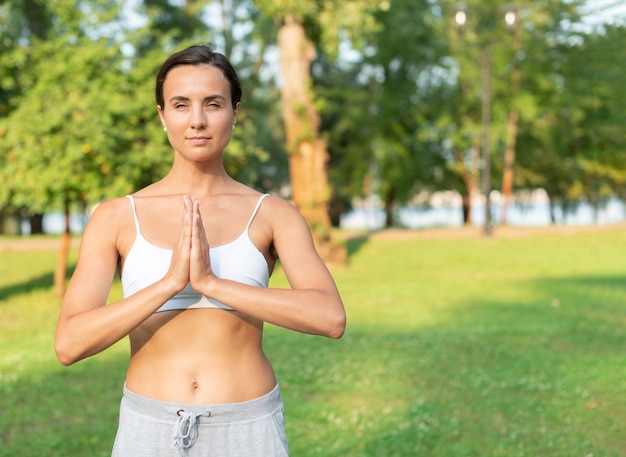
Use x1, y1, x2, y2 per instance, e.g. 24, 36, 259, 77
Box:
187, 194, 345, 337
204, 278, 346, 339
55, 279, 178, 365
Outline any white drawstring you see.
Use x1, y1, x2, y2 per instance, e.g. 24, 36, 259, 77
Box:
171, 409, 211, 454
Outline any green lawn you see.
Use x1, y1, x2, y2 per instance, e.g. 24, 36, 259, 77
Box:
1, 227, 626, 456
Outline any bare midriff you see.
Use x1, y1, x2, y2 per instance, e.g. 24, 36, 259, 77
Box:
124, 308, 277, 404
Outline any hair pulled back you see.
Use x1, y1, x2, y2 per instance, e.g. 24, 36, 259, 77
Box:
155, 44, 242, 110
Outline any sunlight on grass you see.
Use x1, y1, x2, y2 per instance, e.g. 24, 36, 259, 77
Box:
2, 228, 626, 456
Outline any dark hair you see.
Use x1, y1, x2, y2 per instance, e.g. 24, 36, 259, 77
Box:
155, 44, 242, 110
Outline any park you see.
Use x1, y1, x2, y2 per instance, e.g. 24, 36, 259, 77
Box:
2, 0, 626, 456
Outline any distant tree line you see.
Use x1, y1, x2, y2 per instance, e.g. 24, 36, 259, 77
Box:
2, 0, 625, 234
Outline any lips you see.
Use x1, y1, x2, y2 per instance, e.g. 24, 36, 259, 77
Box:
187, 136, 210, 145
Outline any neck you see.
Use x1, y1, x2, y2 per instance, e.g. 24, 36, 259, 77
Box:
161, 160, 232, 197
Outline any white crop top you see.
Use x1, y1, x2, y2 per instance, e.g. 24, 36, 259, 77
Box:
121, 194, 270, 312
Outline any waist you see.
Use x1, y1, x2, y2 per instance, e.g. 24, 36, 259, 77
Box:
126, 312, 275, 403
121, 382, 283, 422
125, 356, 277, 403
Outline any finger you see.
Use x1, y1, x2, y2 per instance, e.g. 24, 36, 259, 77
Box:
164, 196, 192, 291
178, 196, 192, 248
189, 197, 212, 286
193, 196, 209, 251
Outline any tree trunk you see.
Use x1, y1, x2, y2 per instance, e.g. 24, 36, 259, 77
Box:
384, 189, 395, 228
218, 0, 234, 58
455, 145, 479, 225
500, 109, 519, 225
29, 213, 44, 234
500, 22, 523, 226
277, 16, 345, 264
23, 0, 47, 40
54, 198, 71, 297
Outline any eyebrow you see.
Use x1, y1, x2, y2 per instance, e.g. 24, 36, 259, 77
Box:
168, 95, 227, 103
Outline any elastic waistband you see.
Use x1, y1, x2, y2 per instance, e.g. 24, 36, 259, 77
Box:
122, 383, 282, 424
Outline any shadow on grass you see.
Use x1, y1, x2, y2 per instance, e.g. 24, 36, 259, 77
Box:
531, 274, 626, 294
344, 233, 371, 259
0, 264, 76, 303
3, 273, 626, 457
270, 273, 626, 456
0, 353, 127, 457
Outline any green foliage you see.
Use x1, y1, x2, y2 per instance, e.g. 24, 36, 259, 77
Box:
314, 0, 626, 225
516, 20, 626, 212
0, 0, 282, 217
1, 0, 626, 228
316, 0, 450, 222
254, 0, 385, 59
1, 38, 132, 211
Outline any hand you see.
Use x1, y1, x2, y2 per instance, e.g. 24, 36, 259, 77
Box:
189, 196, 215, 292
163, 196, 192, 292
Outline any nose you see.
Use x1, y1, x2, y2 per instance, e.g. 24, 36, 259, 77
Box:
190, 106, 207, 129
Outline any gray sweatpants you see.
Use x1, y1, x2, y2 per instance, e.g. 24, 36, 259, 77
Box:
111, 384, 289, 457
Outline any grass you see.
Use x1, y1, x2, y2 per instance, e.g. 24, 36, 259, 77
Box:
1, 227, 626, 456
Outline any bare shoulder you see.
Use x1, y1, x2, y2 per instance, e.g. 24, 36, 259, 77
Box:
87, 197, 131, 228
260, 194, 300, 216
261, 195, 308, 230
259, 195, 316, 254
81, 197, 134, 251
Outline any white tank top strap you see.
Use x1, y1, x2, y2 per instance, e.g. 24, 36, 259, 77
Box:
245, 194, 269, 231
125, 195, 141, 234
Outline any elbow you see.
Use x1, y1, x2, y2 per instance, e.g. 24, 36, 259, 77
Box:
54, 338, 80, 366
55, 347, 75, 367
55, 351, 76, 367
57, 357, 76, 367
325, 309, 346, 339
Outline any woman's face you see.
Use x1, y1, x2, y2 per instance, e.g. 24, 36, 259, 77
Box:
158, 64, 238, 164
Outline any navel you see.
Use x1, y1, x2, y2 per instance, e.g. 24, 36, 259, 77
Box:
192, 378, 199, 389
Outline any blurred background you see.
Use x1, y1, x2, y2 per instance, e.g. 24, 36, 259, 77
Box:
1, 0, 626, 236
3, 3, 626, 455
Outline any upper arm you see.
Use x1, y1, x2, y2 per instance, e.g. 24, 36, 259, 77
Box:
268, 197, 339, 293
58, 199, 126, 322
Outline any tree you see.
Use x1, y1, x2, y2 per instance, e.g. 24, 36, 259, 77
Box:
0, 0, 291, 293
318, 0, 465, 228
440, 0, 590, 227
363, 0, 450, 227
0, 0, 128, 294
276, 17, 337, 250
210, 0, 290, 193
253, 0, 384, 260
0, 0, 54, 232
516, 21, 626, 221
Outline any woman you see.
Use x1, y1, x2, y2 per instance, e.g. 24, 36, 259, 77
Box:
54, 44, 346, 457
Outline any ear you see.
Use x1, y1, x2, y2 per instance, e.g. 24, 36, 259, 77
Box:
157, 105, 166, 129
233, 102, 240, 124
